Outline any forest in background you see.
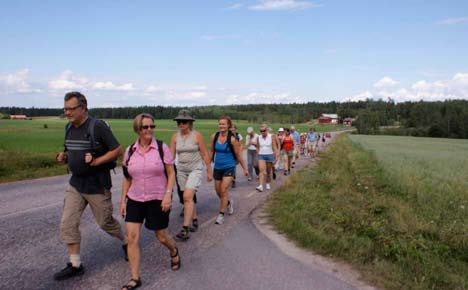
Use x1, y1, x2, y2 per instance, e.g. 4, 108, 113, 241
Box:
2, 99, 468, 139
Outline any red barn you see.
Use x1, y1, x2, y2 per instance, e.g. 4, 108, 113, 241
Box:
318, 114, 339, 124
343, 117, 354, 126
10, 115, 28, 120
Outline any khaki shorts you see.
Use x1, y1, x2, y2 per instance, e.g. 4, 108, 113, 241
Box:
60, 185, 123, 244
177, 168, 203, 191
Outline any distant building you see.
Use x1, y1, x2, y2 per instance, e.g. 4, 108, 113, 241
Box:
10, 115, 28, 120
318, 114, 339, 124
343, 117, 354, 126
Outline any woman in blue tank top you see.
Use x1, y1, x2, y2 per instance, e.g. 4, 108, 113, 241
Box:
210, 115, 248, 225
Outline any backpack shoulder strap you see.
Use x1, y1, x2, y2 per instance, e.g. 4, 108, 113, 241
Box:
156, 139, 168, 179
227, 131, 237, 160
87, 117, 97, 152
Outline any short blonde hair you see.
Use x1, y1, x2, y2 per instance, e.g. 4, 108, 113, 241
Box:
133, 113, 155, 133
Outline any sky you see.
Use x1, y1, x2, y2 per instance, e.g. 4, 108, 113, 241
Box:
1, 0, 468, 108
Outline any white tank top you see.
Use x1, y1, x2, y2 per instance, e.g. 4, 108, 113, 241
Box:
258, 133, 274, 155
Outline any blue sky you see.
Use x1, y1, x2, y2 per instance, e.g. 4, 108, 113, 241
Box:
1, 0, 467, 108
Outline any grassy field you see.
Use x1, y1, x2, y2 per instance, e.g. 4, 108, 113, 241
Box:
0, 117, 344, 182
267, 134, 467, 290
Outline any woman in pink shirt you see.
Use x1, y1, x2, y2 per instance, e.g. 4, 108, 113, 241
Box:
119, 113, 179, 290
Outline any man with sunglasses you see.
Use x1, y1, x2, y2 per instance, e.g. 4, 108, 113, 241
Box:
54, 92, 127, 281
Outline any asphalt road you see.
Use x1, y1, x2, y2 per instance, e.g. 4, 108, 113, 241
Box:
0, 133, 375, 290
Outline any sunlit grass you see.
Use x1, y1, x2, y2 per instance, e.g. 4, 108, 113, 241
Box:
267, 134, 467, 290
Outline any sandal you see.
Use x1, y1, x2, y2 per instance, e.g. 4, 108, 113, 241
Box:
121, 278, 142, 290
170, 247, 181, 271
190, 219, 199, 232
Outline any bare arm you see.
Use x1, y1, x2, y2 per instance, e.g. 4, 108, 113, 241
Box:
161, 164, 175, 212
120, 176, 132, 217
196, 132, 213, 181
88, 146, 122, 166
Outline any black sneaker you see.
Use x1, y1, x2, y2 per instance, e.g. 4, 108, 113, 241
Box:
176, 228, 190, 241
122, 244, 129, 261
53, 263, 84, 281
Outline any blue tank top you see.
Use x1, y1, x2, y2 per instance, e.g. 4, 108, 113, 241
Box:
214, 140, 236, 170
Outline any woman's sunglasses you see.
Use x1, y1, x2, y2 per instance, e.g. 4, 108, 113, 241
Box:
141, 125, 156, 130
177, 120, 189, 125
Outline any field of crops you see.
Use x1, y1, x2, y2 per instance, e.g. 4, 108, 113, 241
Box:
0, 117, 343, 182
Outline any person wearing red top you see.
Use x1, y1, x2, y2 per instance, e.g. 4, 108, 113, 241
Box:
281, 128, 295, 175
119, 113, 179, 290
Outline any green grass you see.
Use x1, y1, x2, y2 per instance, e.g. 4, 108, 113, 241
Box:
267, 134, 467, 290
0, 117, 345, 182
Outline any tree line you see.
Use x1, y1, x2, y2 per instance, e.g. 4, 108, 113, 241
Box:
2, 99, 468, 138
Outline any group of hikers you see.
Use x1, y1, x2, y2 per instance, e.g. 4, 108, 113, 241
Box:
54, 91, 328, 290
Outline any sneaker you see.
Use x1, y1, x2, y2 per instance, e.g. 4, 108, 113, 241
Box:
215, 214, 225, 225
266, 183, 271, 190
189, 219, 199, 232
256, 185, 263, 192
176, 228, 190, 241
227, 200, 234, 215
53, 263, 84, 281
248, 177, 252, 181
122, 244, 129, 261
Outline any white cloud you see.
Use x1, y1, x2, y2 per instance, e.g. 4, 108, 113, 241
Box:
344, 91, 373, 102
0, 69, 40, 94
373, 76, 399, 89
437, 17, 468, 25
345, 73, 468, 103
92, 81, 134, 91
48, 70, 89, 91
249, 0, 321, 11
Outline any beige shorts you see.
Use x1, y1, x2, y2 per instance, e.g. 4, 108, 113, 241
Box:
177, 168, 203, 191
307, 143, 317, 151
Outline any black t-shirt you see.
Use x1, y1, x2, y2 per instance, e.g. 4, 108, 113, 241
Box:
65, 117, 120, 194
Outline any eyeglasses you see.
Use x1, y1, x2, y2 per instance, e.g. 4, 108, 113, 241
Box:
63, 105, 81, 112
260, 130, 266, 133
141, 125, 156, 130
177, 120, 189, 125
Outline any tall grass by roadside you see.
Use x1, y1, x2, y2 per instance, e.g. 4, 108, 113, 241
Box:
267, 134, 467, 290
0, 118, 344, 182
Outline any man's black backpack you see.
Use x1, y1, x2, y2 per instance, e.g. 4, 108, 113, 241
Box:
122, 140, 167, 179
64, 117, 117, 171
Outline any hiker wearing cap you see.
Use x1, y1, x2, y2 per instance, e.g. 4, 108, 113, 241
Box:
210, 116, 248, 225
170, 110, 212, 241
256, 124, 279, 192
119, 113, 180, 290
245, 127, 259, 181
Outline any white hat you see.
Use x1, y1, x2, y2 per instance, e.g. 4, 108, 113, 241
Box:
278, 128, 284, 132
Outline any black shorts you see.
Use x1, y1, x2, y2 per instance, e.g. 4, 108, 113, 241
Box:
213, 167, 236, 181
125, 198, 170, 231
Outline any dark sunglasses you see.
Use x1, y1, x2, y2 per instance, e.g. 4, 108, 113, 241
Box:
260, 130, 266, 132
141, 125, 156, 130
177, 120, 189, 125
63, 105, 81, 112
